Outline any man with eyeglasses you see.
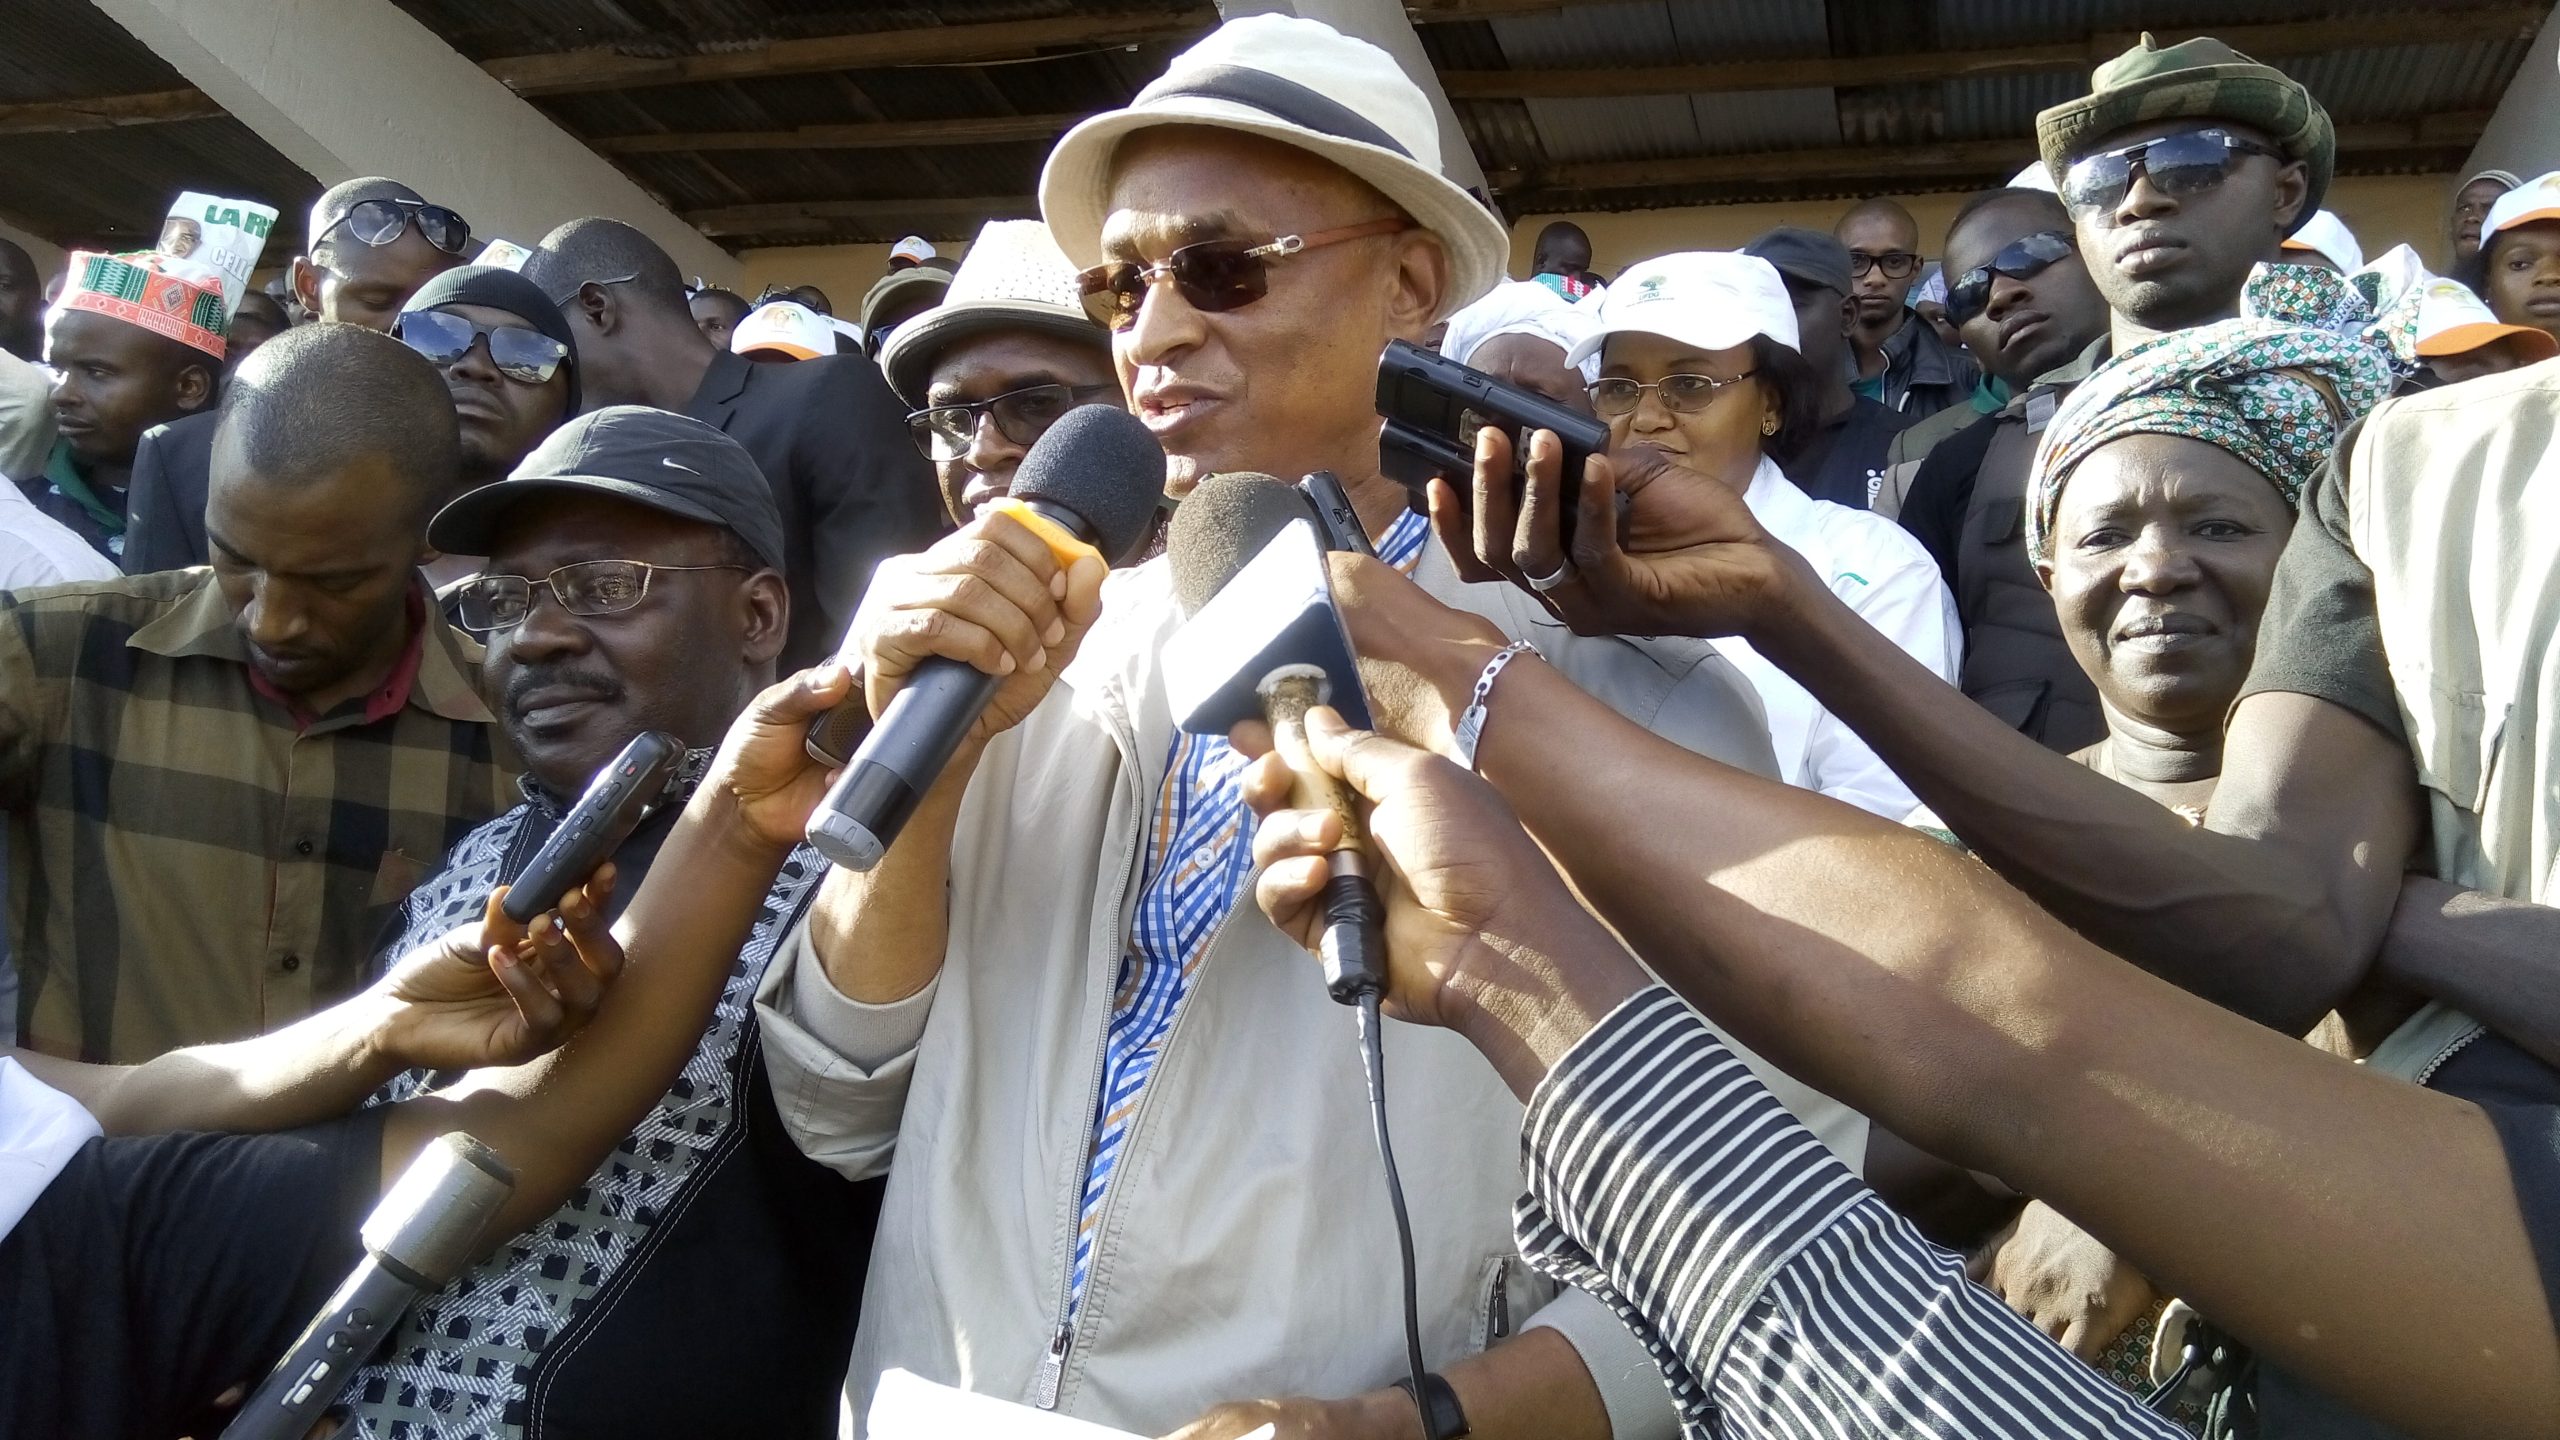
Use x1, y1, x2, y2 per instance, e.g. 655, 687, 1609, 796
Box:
878, 219, 1121, 528
1743, 227, 1914, 510
2, 325, 517, 1064
124, 177, 471, 576
1886, 185, 2115, 753
309, 405, 879, 1438
754, 16, 1776, 1440
1833, 198, 1978, 422
520, 218, 940, 671
390, 266, 581, 590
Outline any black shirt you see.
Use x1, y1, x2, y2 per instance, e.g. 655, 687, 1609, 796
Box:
0, 1107, 387, 1439
1895, 409, 2002, 584
1783, 395, 1915, 509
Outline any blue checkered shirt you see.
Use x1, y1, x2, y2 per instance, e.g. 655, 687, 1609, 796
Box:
1067, 505, 1432, 1312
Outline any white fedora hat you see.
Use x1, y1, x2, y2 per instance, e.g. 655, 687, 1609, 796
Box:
878, 218, 1111, 405
1038, 13, 1508, 320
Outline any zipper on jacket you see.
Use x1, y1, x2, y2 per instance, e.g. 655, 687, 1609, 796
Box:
2413, 1024, 2487, 1086
1037, 706, 1152, 1411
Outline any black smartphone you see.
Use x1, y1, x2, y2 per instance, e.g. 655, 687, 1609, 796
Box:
1296, 469, 1376, 557
1374, 338, 1610, 544
501, 730, 685, 924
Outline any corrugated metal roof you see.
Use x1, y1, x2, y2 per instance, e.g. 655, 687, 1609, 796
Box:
0, 0, 190, 104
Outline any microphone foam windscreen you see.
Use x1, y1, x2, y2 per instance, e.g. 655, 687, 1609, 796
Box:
1168, 471, 1315, 617
1009, 405, 1169, 565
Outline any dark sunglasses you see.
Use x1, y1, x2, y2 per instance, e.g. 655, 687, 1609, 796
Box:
908, 382, 1120, 463
395, 309, 568, 385
1849, 250, 1921, 280
1076, 217, 1411, 332
1944, 230, 2079, 327
318, 197, 471, 256
2062, 127, 2285, 217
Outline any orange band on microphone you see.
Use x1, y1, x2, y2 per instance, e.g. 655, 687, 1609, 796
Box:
987, 497, 1103, 571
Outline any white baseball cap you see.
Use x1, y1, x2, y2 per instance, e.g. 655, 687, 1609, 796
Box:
1037, 14, 1509, 319
2414, 276, 2559, 362
2280, 209, 2363, 272
2483, 171, 2560, 246
1564, 252, 1801, 369
889, 236, 938, 267
879, 218, 1110, 405
731, 300, 833, 361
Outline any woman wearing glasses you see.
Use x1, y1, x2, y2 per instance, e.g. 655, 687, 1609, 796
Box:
1540, 250, 1960, 820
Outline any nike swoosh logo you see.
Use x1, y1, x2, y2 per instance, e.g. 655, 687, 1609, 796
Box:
662, 458, 699, 475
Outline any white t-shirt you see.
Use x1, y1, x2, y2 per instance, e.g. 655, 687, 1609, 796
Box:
0, 1058, 101, 1244
1711, 454, 1961, 817
0, 479, 116, 592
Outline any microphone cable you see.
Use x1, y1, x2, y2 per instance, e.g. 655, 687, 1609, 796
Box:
1352, 989, 1458, 1440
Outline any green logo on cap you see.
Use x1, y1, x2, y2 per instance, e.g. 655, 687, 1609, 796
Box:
1637, 275, 1668, 301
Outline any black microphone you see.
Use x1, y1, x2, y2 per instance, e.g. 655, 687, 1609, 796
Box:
1164, 472, 1390, 1003
221, 1134, 515, 1440
805, 406, 1165, 870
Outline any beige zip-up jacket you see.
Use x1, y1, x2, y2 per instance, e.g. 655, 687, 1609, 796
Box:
758, 554, 1855, 1438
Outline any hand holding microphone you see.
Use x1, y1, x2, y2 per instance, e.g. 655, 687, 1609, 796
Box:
804, 406, 1164, 869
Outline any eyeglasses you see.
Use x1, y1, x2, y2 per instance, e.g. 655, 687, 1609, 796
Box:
907, 382, 1121, 463
317, 197, 471, 256
394, 309, 569, 385
2062, 128, 2285, 217
454, 559, 748, 635
1076, 218, 1412, 332
1586, 370, 1761, 418
1849, 250, 1921, 280
1943, 230, 2079, 327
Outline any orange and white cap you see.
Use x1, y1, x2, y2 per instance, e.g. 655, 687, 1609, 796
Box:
2482, 170, 2560, 245
2279, 209, 2362, 272
2412, 276, 2559, 362
731, 300, 833, 360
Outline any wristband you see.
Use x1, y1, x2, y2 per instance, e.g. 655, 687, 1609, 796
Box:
1392, 1372, 1470, 1439
1451, 640, 1538, 773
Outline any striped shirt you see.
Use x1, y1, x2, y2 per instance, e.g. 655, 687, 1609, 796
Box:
0, 570, 518, 1062
1068, 507, 1431, 1312
1516, 987, 2186, 1438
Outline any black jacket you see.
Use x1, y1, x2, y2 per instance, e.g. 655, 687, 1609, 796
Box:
120, 410, 220, 575
684, 350, 945, 670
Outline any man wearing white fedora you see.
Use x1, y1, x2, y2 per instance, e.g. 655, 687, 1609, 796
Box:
878, 219, 1123, 527
757, 16, 1794, 1439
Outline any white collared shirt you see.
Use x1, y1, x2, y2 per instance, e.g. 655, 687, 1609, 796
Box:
1711, 454, 1961, 817
0, 479, 115, 591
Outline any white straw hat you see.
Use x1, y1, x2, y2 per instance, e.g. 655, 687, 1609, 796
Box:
878, 219, 1111, 405
1565, 252, 1801, 368
1037, 14, 1508, 320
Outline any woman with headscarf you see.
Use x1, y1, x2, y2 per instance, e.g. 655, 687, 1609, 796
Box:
1961, 319, 2403, 1420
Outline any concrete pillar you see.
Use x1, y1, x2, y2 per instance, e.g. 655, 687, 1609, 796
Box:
1212, 0, 1493, 196
2465, 5, 2560, 182
87, 0, 739, 283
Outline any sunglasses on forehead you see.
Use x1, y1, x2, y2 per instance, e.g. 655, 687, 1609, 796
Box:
394, 309, 568, 385
1943, 230, 2078, 328
2061, 127, 2285, 218
1075, 217, 1411, 332
317, 197, 472, 256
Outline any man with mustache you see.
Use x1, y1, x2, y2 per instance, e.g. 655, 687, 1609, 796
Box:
328, 406, 878, 1439
2, 325, 517, 1063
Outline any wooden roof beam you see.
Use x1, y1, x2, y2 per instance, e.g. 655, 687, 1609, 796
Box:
592, 113, 1081, 154
1443, 5, 2547, 99
483, 12, 1213, 98
0, 88, 226, 136
684, 194, 1037, 237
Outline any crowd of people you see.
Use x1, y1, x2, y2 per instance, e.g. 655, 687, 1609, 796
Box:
1, 15, 2556, 1440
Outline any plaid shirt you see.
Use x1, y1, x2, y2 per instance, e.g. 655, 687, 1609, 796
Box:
1068, 508, 1432, 1313
0, 570, 518, 1062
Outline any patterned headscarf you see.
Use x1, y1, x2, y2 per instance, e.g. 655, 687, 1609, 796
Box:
2027, 317, 2392, 566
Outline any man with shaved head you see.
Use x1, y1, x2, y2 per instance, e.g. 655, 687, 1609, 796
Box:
1835, 197, 1977, 420
523, 216, 937, 668
1, 324, 515, 1062
125, 177, 471, 575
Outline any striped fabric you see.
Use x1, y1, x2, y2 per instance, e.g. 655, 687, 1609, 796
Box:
1067, 507, 1431, 1313
0, 570, 518, 1063
1515, 987, 2187, 1438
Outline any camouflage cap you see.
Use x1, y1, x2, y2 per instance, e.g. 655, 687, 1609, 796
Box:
2036, 32, 2334, 234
